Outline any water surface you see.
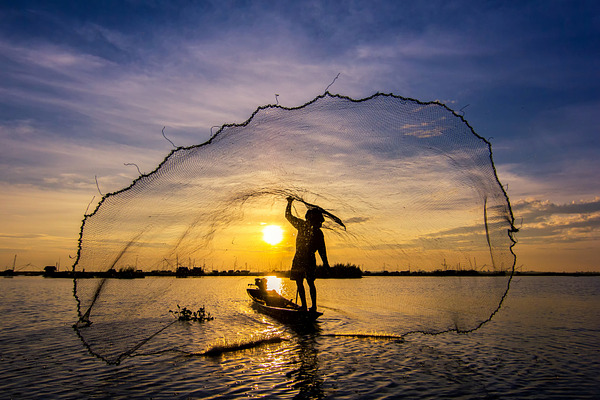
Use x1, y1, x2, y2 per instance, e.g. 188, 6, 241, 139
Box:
0, 275, 598, 399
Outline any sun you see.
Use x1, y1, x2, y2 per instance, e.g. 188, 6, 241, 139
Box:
262, 225, 283, 245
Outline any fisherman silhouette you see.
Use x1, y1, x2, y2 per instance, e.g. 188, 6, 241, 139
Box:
285, 197, 330, 312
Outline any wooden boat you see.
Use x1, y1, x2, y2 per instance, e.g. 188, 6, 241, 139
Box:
247, 278, 323, 324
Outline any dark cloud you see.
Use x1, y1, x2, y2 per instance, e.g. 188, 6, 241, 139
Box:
344, 216, 371, 224
514, 198, 600, 222
512, 198, 600, 244
386, 197, 600, 250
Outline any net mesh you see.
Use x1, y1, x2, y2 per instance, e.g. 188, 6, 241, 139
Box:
73, 93, 517, 364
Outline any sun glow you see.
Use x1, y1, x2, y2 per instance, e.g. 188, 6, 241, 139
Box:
262, 225, 283, 245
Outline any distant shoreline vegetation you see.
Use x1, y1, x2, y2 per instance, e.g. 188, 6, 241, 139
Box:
2, 263, 599, 278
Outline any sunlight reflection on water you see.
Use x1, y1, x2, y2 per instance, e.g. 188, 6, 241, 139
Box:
265, 275, 283, 292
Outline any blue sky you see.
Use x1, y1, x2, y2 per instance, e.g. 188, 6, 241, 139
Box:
1, 0, 599, 271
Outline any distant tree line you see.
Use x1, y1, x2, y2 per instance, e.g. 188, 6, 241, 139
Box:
316, 263, 363, 279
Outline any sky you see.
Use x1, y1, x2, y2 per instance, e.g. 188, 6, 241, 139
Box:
0, 0, 599, 272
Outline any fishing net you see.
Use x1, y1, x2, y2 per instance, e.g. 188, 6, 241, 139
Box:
73, 93, 517, 364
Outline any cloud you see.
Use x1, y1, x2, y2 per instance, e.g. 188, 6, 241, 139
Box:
344, 216, 371, 224
513, 198, 600, 244
366, 196, 600, 259
495, 159, 600, 205
0, 233, 48, 240
0, 117, 169, 193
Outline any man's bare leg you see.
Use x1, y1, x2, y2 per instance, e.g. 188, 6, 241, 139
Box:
296, 279, 307, 310
307, 279, 317, 311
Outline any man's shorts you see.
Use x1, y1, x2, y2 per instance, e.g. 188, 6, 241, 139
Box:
290, 265, 316, 282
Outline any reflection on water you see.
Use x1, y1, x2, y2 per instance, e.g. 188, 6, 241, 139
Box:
265, 275, 283, 292
0, 276, 599, 399
288, 332, 325, 400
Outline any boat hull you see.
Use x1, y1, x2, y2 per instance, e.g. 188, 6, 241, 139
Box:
247, 288, 323, 323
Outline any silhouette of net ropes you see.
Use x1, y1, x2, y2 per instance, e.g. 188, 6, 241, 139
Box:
73, 93, 517, 364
